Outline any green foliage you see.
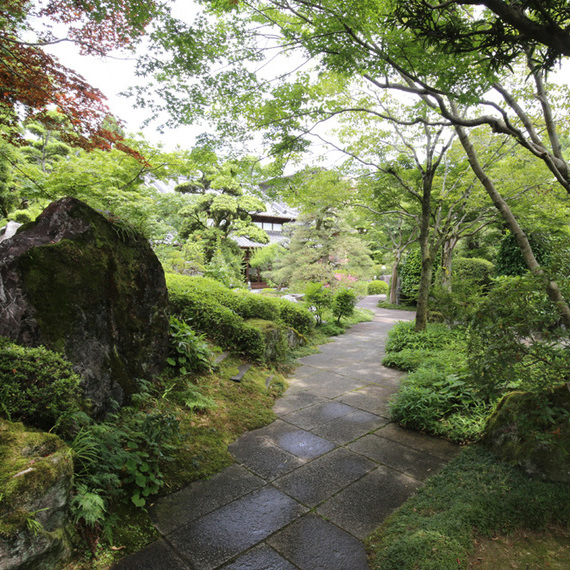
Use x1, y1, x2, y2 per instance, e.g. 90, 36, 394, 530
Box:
332, 287, 358, 324
268, 210, 373, 290
495, 231, 551, 277
367, 280, 389, 294
0, 339, 82, 432
384, 321, 458, 353
468, 274, 570, 399
452, 257, 495, 287
69, 403, 180, 515
383, 322, 489, 442
274, 297, 315, 335
303, 282, 332, 325
366, 446, 570, 569
167, 317, 213, 375
203, 237, 245, 288
398, 249, 441, 303
166, 275, 314, 358
168, 279, 265, 361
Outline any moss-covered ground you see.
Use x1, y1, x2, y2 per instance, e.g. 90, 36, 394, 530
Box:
365, 445, 570, 569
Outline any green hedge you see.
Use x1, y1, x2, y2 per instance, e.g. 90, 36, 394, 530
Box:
167, 275, 265, 360
166, 274, 314, 333
166, 274, 314, 359
452, 257, 494, 287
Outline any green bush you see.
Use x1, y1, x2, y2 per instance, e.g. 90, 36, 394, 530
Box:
452, 257, 494, 287
383, 322, 489, 443
368, 280, 389, 294
0, 339, 82, 432
332, 287, 358, 324
167, 275, 265, 361
384, 320, 458, 353
303, 282, 332, 324
167, 317, 213, 374
274, 298, 315, 335
398, 249, 441, 303
468, 274, 570, 399
166, 274, 314, 358
495, 231, 551, 277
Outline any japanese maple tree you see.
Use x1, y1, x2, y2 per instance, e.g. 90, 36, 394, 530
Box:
0, 0, 159, 155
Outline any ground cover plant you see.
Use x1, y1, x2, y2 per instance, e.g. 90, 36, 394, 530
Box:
384, 321, 492, 443
365, 445, 570, 569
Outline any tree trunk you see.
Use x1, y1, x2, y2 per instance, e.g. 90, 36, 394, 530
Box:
455, 123, 570, 328
441, 236, 458, 290
415, 173, 434, 332
390, 252, 401, 304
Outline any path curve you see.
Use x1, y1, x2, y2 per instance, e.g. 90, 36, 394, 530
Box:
115, 296, 459, 570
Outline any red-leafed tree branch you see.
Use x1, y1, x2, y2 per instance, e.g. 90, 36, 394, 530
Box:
0, 0, 160, 159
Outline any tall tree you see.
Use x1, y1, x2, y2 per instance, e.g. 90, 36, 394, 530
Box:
136, 0, 570, 325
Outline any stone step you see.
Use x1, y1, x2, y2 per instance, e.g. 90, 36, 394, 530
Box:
230, 363, 251, 382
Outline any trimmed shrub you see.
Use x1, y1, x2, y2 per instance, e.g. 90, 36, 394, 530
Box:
332, 287, 357, 324
0, 339, 82, 432
399, 249, 441, 303
275, 298, 315, 335
367, 280, 389, 294
167, 275, 265, 360
495, 231, 550, 277
452, 257, 494, 288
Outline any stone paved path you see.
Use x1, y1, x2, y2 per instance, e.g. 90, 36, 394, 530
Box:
114, 296, 460, 570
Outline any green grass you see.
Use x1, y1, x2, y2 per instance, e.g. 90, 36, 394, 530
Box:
377, 300, 416, 311
366, 445, 570, 569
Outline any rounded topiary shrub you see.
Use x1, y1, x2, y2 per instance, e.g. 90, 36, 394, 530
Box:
367, 280, 389, 294
452, 257, 495, 288
0, 338, 82, 432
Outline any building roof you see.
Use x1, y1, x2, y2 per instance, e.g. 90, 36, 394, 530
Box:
234, 230, 289, 248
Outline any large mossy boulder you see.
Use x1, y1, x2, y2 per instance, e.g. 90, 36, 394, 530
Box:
0, 420, 73, 569
0, 197, 169, 417
484, 384, 570, 483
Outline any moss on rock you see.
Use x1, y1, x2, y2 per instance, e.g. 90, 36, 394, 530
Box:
0, 198, 169, 417
484, 384, 570, 482
0, 420, 73, 569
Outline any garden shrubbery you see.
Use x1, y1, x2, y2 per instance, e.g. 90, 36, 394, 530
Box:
166, 273, 315, 360
384, 321, 490, 442
367, 280, 389, 294
0, 338, 83, 432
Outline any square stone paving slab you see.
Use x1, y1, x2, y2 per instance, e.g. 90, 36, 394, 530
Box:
229, 433, 305, 481
375, 423, 461, 461
237, 420, 337, 461
281, 401, 355, 430
168, 486, 307, 569
348, 434, 448, 481
316, 465, 421, 539
150, 465, 264, 535
273, 391, 326, 415
334, 385, 396, 417
273, 447, 376, 507
268, 514, 368, 570
112, 539, 188, 569
221, 543, 296, 569
309, 409, 388, 445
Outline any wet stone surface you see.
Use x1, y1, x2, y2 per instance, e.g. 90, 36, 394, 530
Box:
113, 298, 460, 569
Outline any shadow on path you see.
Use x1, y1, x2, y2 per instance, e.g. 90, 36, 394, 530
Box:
114, 295, 460, 570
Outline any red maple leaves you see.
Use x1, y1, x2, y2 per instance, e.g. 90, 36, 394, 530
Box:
0, 0, 157, 160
